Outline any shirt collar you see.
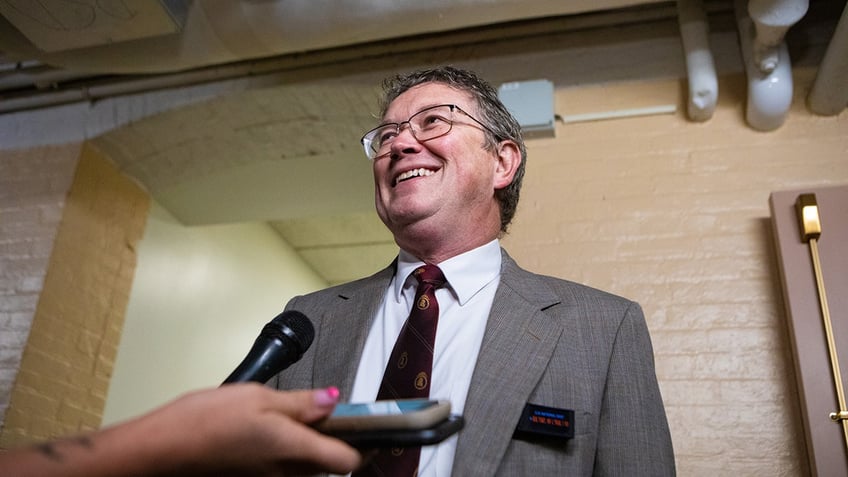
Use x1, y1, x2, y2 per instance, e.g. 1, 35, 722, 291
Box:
393, 239, 502, 306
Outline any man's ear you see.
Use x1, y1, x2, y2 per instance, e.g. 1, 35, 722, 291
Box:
493, 140, 522, 190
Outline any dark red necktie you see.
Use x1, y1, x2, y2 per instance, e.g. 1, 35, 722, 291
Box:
353, 264, 446, 477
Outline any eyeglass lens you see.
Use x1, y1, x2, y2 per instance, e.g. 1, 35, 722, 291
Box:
363, 105, 455, 159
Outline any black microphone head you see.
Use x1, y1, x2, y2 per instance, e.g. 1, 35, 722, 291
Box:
221, 310, 314, 385
261, 310, 315, 356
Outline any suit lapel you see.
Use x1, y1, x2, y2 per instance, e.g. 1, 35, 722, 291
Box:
312, 264, 396, 399
453, 251, 564, 476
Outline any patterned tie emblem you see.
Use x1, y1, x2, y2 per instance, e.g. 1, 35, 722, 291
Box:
352, 264, 446, 477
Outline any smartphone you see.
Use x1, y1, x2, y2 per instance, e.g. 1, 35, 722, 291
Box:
317, 399, 463, 447
319, 399, 451, 431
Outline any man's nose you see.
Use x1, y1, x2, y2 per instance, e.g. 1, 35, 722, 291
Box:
390, 122, 421, 155
395, 121, 416, 140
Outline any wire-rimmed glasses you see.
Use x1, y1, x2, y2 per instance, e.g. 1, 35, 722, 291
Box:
360, 104, 494, 160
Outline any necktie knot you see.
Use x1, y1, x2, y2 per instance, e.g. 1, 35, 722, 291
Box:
413, 264, 446, 289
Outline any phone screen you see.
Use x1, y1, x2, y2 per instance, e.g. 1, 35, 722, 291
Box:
332, 399, 438, 417
318, 399, 452, 434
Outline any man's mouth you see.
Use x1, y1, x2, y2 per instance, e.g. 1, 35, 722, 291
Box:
394, 168, 436, 186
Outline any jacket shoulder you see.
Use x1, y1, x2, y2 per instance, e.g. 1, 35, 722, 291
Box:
501, 250, 639, 314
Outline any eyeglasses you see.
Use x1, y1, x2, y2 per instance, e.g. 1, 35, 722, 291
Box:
360, 104, 495, 160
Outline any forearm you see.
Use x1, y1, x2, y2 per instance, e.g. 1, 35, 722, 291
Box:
0, 414, 195, 477
0, 385, 362, 477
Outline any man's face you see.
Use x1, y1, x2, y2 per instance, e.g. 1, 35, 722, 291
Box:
372, 83, 502, 241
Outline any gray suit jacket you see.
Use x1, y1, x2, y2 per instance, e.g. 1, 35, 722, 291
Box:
271, 249, 675, 476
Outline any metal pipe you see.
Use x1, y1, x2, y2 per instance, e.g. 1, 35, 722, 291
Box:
735, 0, 796, 131
808, 2, 848, 115
0, 61, 261, 114
747, 0, 809, 73
677, 0, 718, 122
0, 63, 92, 90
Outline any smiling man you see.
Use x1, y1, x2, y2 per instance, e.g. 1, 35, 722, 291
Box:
272, 66, 675, 476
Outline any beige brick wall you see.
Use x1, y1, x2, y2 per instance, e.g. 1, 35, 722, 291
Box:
0, 143, 81, 432
0, 143, 149, 447
502, 68, 846, 475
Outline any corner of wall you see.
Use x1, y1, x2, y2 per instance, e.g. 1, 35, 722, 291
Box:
0, 141, 150, 447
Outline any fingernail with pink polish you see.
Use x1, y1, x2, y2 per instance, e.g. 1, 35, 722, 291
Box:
315, 386, 340, 406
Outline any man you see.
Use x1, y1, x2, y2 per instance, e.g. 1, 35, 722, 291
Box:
272, 65, 675, 476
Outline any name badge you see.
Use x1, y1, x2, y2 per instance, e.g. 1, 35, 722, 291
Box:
513, 403, 575, 441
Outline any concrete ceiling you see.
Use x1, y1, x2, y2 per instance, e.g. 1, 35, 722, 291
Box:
0, 0, 666, 73
1, 0, 842, 285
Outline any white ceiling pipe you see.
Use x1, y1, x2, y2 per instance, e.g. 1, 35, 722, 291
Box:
808, 2, 848, 115
0, 63, 91, 90
735, 0, 794, 131
0, 62, 258, 114
747, 0, 808, 73
677, 0, 718, 121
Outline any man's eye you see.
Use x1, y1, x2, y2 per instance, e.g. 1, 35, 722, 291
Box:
379, 130, 398, 143
420, 114, 447, 128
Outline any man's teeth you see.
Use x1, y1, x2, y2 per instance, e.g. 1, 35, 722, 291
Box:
395, 168, 435, 185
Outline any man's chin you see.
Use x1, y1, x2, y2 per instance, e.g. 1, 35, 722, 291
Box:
381, 209, 437, 232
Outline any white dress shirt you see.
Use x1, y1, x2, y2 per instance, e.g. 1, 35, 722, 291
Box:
348, 239, 502, 477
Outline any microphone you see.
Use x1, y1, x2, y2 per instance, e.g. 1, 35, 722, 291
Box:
222, 310, 315, 384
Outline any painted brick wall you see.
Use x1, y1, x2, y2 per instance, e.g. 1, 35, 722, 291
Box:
0, 143, 149, 446
0, 143, 81, 434
501, 69, 846, 475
